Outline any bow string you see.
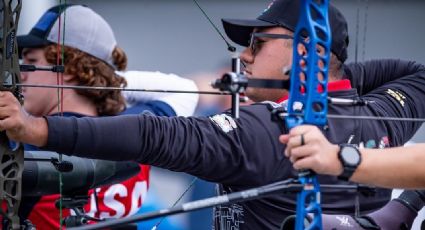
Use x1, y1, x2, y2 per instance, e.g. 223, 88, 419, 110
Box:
0, 0, 67, 228
3, 1, 425, 230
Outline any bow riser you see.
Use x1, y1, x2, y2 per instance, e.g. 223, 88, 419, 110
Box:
0, 0, 24, 229
286, 0, 331, 128
285, 0, 332, 229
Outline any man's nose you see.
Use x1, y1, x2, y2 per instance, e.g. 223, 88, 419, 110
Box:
240, 47, 253, 67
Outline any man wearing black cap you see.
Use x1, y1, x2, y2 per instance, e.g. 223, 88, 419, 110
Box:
1, 0, 425, 229
222, 0, 349, 103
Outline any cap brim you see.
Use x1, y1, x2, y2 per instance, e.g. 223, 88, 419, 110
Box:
17, 34, 52, 57
222, 19, 275, 47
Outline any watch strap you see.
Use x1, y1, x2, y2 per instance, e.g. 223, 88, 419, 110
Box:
337, 144, 361, 181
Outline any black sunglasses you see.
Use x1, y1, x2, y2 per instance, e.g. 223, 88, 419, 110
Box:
249, 32, 294, 54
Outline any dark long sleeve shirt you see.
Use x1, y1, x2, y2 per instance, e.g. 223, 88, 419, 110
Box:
44, 59, 425, 229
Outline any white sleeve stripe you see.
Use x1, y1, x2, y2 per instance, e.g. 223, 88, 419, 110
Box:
118, 71, 199, 117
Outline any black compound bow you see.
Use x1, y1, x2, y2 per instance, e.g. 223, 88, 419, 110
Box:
0, 0, 24, 229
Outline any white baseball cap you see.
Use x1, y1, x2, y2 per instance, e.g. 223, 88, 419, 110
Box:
17, 4, 117, 68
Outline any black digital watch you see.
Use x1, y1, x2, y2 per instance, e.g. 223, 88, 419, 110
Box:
337, 144, 362, 181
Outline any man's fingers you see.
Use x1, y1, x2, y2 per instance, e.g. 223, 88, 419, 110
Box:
289, 145, 316, 162
293, 157, 315, 171
279, 134, 290, 144
284, 125, 323, 159
286, 131, 314, 149
0, 119, 14, 131
286, 133, 306, 156
0, 92, 18, 106
288, 125, 316, 137
286, 134, 301, 148
280, 135, 291, 157
0, 104, 20, 119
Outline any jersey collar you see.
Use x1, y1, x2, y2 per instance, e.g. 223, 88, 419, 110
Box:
276, 79, 352, 103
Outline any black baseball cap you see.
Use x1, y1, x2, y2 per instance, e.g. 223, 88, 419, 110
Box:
222, 0, 349, 62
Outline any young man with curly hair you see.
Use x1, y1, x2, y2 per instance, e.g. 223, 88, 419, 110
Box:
17, 4, 198, 229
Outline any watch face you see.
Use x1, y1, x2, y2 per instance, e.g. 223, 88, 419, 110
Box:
341, 147, 361, 166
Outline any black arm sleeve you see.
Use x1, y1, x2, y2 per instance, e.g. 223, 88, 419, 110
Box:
345, 59, 425, 95
44, 104, 288, 186
358, 60, 425, 145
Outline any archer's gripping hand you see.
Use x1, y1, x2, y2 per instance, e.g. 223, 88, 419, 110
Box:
280, 125, 342, 176
0, 92, 48, 147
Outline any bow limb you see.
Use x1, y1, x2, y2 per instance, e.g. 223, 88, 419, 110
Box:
0, 0, 25, 229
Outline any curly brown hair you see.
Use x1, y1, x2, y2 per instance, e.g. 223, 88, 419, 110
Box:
44, 44, 128, 115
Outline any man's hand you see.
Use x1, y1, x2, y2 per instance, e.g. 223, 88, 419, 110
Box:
279, 125, 343, 176
0, 92, 48, 146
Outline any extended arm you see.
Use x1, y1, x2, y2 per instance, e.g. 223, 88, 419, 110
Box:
353, 145, 425, 188
0, 91, 285, 186
281, 125, 425, 189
